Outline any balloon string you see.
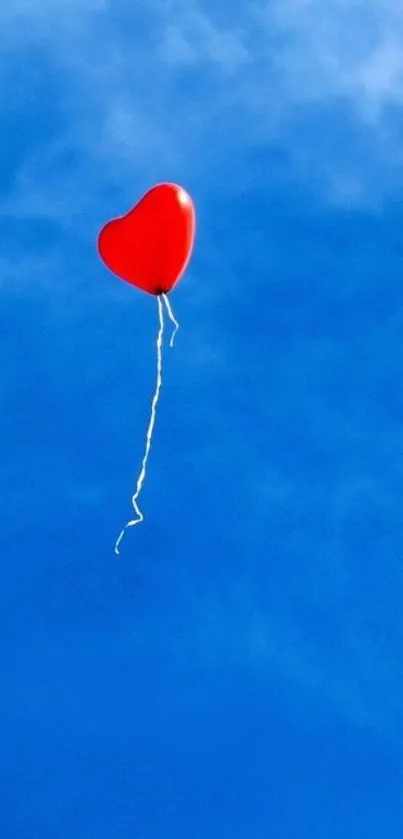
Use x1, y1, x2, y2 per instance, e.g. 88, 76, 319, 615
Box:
162, 293, 180, 347
114, 296, 165, 555
114, 294, 180, 555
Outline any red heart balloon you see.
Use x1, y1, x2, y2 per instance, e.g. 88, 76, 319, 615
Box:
97, 182, 196, 296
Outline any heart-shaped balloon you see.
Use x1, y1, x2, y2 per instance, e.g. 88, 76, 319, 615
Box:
97, 182, 196, 296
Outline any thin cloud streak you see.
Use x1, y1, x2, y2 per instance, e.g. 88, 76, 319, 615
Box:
1, 0, 403, 221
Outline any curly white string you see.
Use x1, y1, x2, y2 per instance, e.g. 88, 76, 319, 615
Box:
114, 293, 179, 555
162, 292, 179, 346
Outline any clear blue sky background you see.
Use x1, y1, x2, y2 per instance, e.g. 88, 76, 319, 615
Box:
1, 1, 402, 836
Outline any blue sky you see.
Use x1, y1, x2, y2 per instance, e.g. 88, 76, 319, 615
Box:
1, 0, 402, 836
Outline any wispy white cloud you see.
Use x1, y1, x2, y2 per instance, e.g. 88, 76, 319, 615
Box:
159, 2, 250, 73
2, 0, 403, 215
261, 0, 403, 113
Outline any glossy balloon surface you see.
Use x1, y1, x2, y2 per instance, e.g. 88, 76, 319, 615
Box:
97, 183, 196, 295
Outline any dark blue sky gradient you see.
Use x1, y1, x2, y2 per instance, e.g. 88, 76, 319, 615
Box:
1, 2, 402, 836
